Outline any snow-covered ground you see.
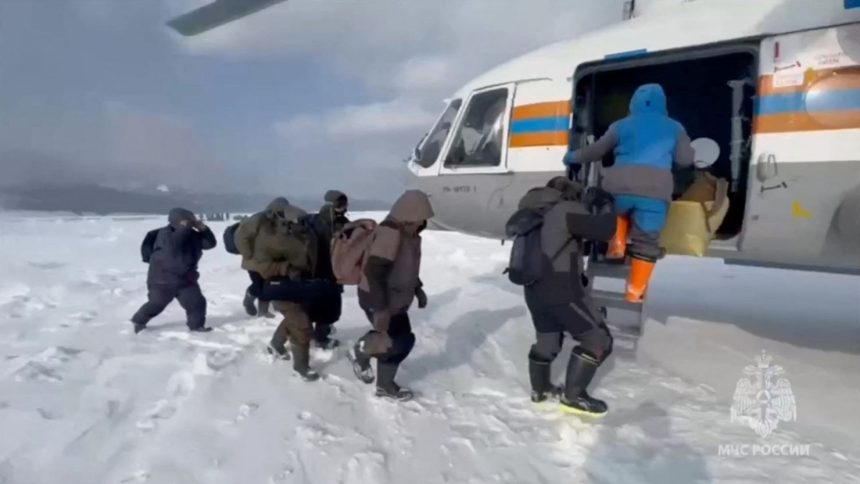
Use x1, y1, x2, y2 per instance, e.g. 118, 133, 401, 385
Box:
1, 212, 858, 484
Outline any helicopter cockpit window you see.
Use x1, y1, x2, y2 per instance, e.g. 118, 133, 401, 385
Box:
414, 99, 462, 168
444, 88, 508, 168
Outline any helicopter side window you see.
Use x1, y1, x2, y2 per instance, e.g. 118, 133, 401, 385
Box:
414, 99, 462, 168
444, 88, 508, 168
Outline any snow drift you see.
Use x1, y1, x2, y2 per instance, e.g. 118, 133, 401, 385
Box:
0, 212, 858, 484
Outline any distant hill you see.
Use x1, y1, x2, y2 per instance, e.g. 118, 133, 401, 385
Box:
0, 183, 390, 215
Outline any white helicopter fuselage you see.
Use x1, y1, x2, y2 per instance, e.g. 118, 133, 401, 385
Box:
408, 0, 860, 274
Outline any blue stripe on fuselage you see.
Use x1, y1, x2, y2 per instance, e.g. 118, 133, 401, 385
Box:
510, 116, 569, 134
756, 89, 860, 115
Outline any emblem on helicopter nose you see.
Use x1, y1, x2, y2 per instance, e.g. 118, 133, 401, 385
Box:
730, 350, 797, 438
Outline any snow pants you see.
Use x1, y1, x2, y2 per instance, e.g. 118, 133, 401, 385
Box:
132, 283, 207, 329
247, 271, 264, 298
528, 305, 614, 366
307, 288, 342, 343
270, 301, 313, 373
614, 194, 668, 261
359, 310, 416, 365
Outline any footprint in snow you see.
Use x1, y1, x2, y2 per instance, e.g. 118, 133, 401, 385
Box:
337, 451, 387, 484
136, 399, 177, 432
236, 402, 260, 422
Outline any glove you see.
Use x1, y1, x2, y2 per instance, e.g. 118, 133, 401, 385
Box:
372, 309, 391, 334
415, 287, 428, 309
562, 150, 578, 167
194, 220, 207, 231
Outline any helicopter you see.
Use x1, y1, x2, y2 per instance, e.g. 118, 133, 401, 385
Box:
168, 0, 860, 311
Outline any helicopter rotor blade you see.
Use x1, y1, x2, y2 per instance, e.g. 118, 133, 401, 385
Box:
167, 0, 288, 36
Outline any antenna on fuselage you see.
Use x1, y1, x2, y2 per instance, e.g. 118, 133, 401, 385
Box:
622, 0, 636, 20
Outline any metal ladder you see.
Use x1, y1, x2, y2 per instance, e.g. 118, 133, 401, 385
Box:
584, 254, 644, 316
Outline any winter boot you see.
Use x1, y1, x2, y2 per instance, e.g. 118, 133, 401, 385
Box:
266, 342, 290, 360
243, 291, 258, 317
350, 339, 374, 384
290, 342, 319, 382
528, 355, 562, 403
189, 326, 213, 333
133, 322, 146, 334
313, 324, 340, 350
269, 320, 291, 360
625, 257, 656, 304
375, 362, 413, 401
559, 347, 608, 417
258, 300, 275, 319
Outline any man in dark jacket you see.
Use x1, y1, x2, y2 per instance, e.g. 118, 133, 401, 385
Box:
305, 190, 350, 349
131, 207, 217, 334
521, 178, 615, 417
350, 190, 432, 401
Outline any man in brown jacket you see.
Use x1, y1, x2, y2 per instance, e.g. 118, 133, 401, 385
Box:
237, 201, 322, 382
350, 190, 433, 401
235, 197, 292, 318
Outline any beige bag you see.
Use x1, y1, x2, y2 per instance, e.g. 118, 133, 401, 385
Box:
331, 219, 378, 285
661, 174, 731, 256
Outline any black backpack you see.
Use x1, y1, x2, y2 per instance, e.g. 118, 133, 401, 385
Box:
503, 208, 575, 287
503, 187, 615, 286
223, 222, 240, 255
141, 229, 159, 264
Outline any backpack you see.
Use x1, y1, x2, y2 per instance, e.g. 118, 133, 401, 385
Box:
331, 218, 378, 285
503, 209, 554, 286
141, 229, 159, 264
223, 222, 240, 255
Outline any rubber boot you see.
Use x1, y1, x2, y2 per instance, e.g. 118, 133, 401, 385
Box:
312, 323, 340, 350
258, 300, 275, 319
375, 362, 413, 401
350, 339, 374, 384
266, 342, 290, 360
606, 216, 629, 260
290, 342, 319, 382
269, 320, 291, 360
528, 356, 562, 403
243, 290, 258, 317
626, 257, 656, 303
560, 347, 608, 417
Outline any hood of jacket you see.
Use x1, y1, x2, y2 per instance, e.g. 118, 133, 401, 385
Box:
323, 190, 348, 209
629, 83, 668, 116
265, 197, 291, 218
168, 207, 195, 228
388, 189, 434, 223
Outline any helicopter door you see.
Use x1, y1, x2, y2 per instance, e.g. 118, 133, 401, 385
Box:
741, 24, 860, 269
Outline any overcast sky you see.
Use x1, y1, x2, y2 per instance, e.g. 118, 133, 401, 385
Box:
0, 0, 629, 199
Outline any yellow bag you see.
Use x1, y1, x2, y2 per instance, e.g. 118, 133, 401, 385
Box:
659, 201, 710, 257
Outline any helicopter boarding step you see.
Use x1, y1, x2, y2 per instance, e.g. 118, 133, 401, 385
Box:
587, 260, 644, 314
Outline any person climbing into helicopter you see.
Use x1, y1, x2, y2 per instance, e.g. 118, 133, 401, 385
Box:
563, 83, 695, 303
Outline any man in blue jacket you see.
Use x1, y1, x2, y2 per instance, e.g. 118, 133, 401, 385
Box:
132, 207, 217, 333
564, 84, 694, 303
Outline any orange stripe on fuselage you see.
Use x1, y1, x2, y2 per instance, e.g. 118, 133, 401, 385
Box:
754, 110, 860, 134
509, 131, 568, 147
759, 65, 860, 96
511, 101, 571, 121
